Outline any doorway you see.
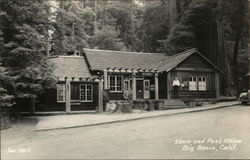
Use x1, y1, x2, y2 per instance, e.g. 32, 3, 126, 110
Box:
136, 80, 143, 99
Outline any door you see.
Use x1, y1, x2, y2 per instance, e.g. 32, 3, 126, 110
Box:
143, 80, 150, 99
136, 80, 143, 99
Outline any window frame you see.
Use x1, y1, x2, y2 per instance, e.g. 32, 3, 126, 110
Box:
198, 77, 207, 91
57, 83, 65, 103
80, 84, 93, 102
108, 75, 123, 93
189, 76, 198, 91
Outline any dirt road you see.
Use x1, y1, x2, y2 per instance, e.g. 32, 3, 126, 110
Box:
1, 105, 250, 159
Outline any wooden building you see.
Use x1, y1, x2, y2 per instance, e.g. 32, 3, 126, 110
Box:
36, 48, 222, 112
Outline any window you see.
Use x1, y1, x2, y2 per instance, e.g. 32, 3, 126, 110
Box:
189, 76, 207, 91
198, 77, 207, 91
144, 80, 150, 91
189, 77, 197, 91
108, 75, 123, 92
124, 79, 129, 91
57, 84, 65, 102
80, 84, 93, 102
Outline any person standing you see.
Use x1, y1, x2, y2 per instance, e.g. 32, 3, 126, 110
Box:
172, 77, 180, 98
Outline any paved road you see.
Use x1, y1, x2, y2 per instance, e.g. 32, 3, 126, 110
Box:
1, 105, 250, 159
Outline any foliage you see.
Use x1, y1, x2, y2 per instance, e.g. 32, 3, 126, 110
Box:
51, 1, 95, 55
137, 2, 170, 52
0, 0, 55, 107
92, 24, 126, 51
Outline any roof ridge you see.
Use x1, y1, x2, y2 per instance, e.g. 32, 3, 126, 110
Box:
84, 48, 165, 55
160, 48, 197, 61
48, 56, 84, 59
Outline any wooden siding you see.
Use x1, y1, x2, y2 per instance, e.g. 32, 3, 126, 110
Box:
109, 92, 125, 100
37, 82, 98, 111
37, 89, 66, 111
171, 91, 216, 99
176, 52, 213, 69
171, 71, 215, 91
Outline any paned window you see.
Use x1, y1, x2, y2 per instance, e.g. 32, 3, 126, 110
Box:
80, 84, 93, 102
109, 75, 123, 92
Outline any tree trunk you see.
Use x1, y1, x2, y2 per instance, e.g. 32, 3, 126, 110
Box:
169, 0, 177, 32
232, 31, 241, 97
131, 0, 135, 51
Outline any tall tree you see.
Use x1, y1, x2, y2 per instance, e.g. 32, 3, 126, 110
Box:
51, 1, 95, 55
162, 0, 249, 95
0, 0, 54, 106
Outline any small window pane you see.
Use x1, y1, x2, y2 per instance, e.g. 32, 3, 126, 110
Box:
57, 84, 65, 102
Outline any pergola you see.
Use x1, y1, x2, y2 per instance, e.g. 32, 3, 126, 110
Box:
102, 67, 160, 101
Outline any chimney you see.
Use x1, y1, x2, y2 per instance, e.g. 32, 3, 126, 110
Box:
66, 51, 81, 56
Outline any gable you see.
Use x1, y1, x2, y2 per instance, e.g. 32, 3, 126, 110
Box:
175, 52, 213, 70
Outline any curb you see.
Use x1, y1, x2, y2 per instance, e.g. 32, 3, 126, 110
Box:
35, 102, 240, 132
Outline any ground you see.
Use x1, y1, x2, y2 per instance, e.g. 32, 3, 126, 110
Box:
1, 105, 250, 159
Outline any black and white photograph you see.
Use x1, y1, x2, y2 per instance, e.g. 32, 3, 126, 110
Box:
0, 0, 250, 159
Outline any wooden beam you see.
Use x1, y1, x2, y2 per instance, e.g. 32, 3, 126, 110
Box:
98, 80, 103, 112
155, 73, 159, 100
173, 68, 214, 72
103, 70, 108, 89
167, 72, 171, 99
215, 71, 220, 98
132, 72, 136, 100
65, 78, 71, 113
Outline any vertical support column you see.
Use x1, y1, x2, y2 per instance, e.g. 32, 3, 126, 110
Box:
103, 70, 108, 90
132, 72, 136, 100
65, 78, 71, 113
155, 73, 159, 100
167, 72, 171, 99
215, 71, 220, 98
30, 95, 36, 114
98, 80, 103, 112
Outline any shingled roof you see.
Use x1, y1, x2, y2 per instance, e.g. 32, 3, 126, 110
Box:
156, 48, 223, 72
48, 48, 222, 79
83, 48, 166, 71
48, 56, 93, 79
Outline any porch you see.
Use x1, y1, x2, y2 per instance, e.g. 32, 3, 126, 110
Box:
102, 67, 160, 101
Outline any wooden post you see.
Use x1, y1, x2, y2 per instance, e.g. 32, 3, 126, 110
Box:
104, 70, 108, 89
155, 73, 159, 100
215, 72, 220, 98
167, 72, 171, 99
132, 72, 136, 100
30, 95, 36, 114
65, 78, 71, 113
98, 80, 103, 112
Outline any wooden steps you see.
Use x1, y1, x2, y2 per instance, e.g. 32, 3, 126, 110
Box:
162, 99, 188, 109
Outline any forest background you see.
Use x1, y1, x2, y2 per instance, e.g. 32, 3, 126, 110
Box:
0, 0, 249, 107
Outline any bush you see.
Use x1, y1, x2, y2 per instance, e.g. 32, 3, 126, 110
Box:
0, 106, 11, 130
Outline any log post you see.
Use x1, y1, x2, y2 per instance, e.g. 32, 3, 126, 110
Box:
132, 72, 136, 100
215, 71, 220, 98
65, 78, 71, 113
104, 70, 108, 89
167, 72, 172, 99
98, 80, 103, 112
155, 73, 159, 100
30, 95, 36, 114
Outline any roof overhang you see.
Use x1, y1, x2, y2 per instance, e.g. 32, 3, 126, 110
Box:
103, 67, 159, 73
